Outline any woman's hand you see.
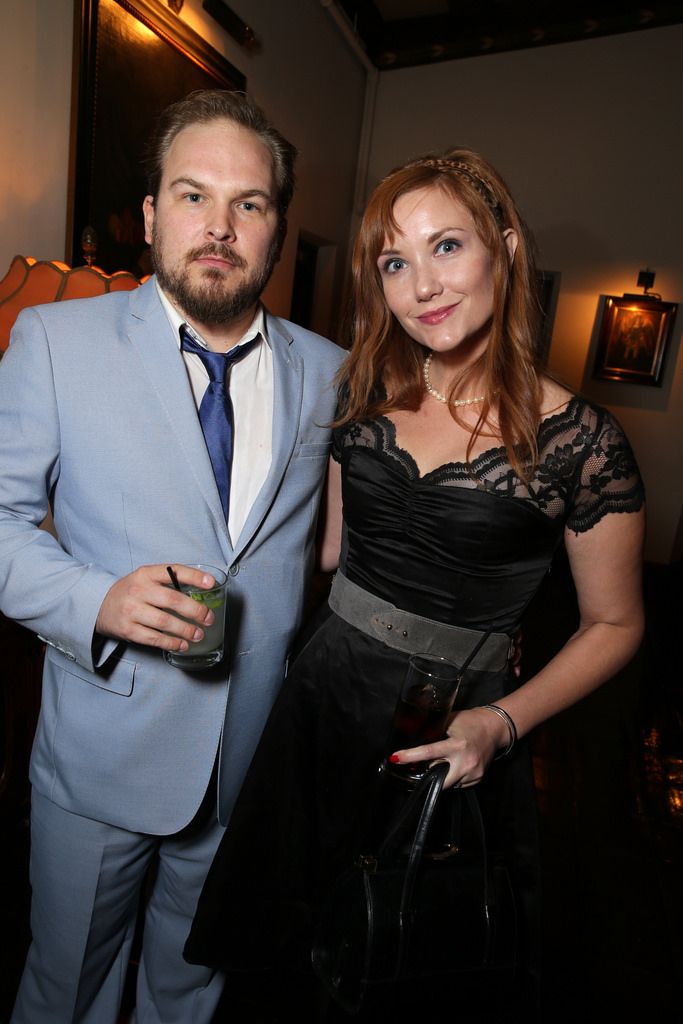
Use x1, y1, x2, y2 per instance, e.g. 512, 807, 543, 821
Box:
388, 705, 513, 789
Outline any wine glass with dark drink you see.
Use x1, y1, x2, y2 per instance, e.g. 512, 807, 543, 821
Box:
382, 628, 493, 784
383, 654, 461, 783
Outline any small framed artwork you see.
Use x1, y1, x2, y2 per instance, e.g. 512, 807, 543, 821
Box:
591, 295, 678, 386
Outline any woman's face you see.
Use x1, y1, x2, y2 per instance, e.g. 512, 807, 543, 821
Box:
376, 185, 516, 363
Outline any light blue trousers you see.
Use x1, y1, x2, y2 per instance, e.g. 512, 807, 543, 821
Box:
11, 790, 226, 1024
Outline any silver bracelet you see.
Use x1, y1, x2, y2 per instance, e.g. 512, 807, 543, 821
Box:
481, 703, 518, 759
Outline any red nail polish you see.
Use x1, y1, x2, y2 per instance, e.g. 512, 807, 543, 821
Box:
389, 754, 400, 763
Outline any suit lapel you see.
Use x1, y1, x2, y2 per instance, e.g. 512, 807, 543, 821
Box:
232, 313, 303, 557
126, 281, 233, 554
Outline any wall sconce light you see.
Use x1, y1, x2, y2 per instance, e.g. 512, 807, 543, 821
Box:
591, 268, 677, 387
624, 267, 660, 301
202, 0, 261, 52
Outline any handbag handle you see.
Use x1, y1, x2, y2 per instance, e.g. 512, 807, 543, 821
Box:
373, 761, 494, 977
376, 760, 449, 864
397, 763, 450, 947
376, 623, 494, 867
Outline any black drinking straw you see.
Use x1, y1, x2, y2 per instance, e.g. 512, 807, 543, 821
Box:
166, 566, 182, 591
456, 625, 493, 683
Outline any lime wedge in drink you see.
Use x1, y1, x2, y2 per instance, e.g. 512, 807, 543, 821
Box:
187, 588, 225, 610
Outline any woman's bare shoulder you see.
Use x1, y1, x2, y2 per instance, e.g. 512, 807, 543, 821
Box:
539, 376, 574, 417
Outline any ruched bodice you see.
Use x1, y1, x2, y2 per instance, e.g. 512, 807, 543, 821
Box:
334, 398, 644, 634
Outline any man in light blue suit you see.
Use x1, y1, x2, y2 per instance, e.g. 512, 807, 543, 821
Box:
1, 90, 344, 1023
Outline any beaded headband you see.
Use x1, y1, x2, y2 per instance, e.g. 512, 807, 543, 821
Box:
415, 156, 505, 227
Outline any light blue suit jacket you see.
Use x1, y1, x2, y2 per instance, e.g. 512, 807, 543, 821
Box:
0, 278, 345, 832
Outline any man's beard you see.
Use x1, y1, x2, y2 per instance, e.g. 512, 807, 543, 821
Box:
151, 232, 278, 327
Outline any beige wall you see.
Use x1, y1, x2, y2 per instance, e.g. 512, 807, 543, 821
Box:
0, 0, 73, 269
367, 25, 683, 563
0, 0, 368, 337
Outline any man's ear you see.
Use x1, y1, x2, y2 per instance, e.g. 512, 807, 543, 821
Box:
142, 196, 155, 246
503, 228, 518, 264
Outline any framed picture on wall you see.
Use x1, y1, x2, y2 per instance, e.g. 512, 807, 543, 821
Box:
68, 0, 245, 276
591, 295, 678, 387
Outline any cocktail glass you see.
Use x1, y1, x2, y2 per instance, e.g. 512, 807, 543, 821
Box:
163, 563, 228, 671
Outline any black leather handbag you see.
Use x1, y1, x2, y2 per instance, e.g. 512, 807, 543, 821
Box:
311, 761, 517, 1015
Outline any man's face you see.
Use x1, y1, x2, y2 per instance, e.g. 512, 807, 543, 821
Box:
143, 118, 281, 342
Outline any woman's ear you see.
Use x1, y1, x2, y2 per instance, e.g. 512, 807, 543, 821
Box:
503, 228, 518, 264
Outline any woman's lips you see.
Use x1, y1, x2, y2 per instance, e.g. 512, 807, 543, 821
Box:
416, 303, 458, 325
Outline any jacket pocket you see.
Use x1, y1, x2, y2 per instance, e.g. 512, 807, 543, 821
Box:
46, 646, 136, 696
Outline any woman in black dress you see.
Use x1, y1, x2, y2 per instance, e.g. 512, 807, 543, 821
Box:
185, 148, 645, 1021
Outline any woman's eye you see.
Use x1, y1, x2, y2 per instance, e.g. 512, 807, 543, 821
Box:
436, 239, 460, 255
382, 258, 405, 275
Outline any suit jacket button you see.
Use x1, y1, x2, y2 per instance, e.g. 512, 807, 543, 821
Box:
228, 564, 240, 576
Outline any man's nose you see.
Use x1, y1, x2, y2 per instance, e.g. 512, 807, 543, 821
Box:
206, 207, 236, 242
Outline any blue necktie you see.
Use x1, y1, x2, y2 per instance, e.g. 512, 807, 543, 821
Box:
180, 325, 259, 520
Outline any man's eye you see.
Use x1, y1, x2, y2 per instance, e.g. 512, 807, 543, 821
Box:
185, 193, 203, 204
239, 201, 260, 212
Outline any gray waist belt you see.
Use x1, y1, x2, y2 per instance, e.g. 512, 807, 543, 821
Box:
328, 572, 512, 673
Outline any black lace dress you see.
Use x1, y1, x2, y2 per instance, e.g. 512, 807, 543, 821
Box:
185, 397, 644, 1022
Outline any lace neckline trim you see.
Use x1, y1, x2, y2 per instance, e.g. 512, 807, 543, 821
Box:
377, 396, 580, 479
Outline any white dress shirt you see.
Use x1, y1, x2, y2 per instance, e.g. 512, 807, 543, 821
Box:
157, 283, 273, 545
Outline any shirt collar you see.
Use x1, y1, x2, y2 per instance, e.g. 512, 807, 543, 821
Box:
155, 280, 267, 352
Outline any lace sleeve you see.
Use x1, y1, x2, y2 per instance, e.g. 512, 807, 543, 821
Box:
332, 425, 344, 464
567, 406, 645, 534
331, 384, 351, 464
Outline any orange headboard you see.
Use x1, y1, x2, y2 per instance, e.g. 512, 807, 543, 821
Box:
0, 255, 148, 352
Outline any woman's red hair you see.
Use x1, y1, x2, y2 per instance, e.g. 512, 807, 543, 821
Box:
335, 147, 544, 477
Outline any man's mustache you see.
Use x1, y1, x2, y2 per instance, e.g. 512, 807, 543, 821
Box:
187, 245, 247, 271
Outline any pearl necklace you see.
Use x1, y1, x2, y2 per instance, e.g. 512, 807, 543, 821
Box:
423, 353, 487, 407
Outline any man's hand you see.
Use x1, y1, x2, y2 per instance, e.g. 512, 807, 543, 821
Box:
96, 564, 217, 652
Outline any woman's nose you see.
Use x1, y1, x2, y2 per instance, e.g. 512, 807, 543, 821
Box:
414, 265, 442, 301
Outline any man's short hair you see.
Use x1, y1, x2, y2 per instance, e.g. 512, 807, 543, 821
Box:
144, 89, 297, 221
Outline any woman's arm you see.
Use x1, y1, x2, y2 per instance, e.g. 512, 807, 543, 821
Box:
391, 506, 646, 787
498, 507, 645, 737
316, 457, 343, 574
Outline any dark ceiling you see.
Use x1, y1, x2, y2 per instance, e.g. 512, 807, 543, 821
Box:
337, 1, 683, 70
